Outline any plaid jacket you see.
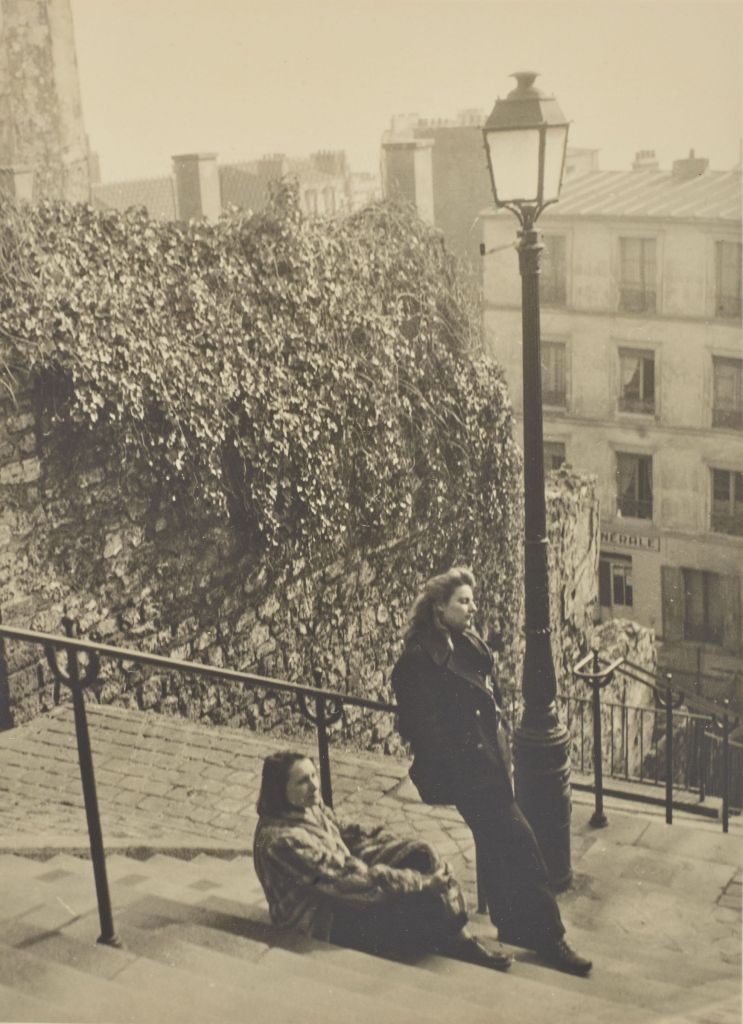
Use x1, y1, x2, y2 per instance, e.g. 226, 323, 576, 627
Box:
253, 802, 462, 940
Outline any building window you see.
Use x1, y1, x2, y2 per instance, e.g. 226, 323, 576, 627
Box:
711, 469, 743, 536
618, 348, 655, 414
682, 569, 724, 645
541, 342, 566, 407
715, 241, 742, 318
616, 452, 653, 519
662, 566, 741, 653
541, 235, 566, 306
599, 554, 634, 612
712, 357, 743, 429
619, 237, 656, 313
544, 441, 566, 470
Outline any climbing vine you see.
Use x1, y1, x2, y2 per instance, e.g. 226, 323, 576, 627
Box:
0, 183, 522, 627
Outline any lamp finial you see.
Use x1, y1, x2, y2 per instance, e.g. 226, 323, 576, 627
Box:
509, 71, 541, 97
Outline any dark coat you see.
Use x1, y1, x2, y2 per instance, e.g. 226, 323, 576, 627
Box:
391, 627, 513, 806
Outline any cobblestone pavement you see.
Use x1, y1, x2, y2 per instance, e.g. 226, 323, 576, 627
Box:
0, 705, 480, 891
0, 704, 741, 919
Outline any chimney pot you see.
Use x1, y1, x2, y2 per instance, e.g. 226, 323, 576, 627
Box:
672, 150, 709, 180
172, 153, 221, 221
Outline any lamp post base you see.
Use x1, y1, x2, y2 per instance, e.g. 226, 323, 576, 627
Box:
513, 705, 573, 892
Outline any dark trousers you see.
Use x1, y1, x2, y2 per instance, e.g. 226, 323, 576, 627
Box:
454, 779, 565, 950
329, 890, 466, 960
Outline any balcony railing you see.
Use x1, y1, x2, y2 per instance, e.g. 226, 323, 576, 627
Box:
617, 496, 653, 519
712, 407, 743, 430
618, 396, 655, 415
542, 389, 566, 407
716, 295, 742, 319
710, 510, 743, 537
619, 288, 656, 314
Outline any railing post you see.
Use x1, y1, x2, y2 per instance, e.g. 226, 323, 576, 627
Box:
313, 671, 334, 809
698, 717, 707, 803
664, 676, 674, 825
476, 846, 488, 915
0, 610, 13, 731
722, 713, 730, 834
589, 649, 608, 829
54, 620, 119, 947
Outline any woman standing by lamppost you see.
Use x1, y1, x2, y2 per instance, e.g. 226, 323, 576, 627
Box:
391, 566, 592, 975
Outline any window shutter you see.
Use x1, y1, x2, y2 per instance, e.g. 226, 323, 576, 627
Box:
721, 574, 742, 655
661, 566, 684, 642
599, 560, 611, 606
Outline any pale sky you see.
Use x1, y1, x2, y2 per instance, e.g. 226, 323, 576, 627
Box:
70, 0, 742, 183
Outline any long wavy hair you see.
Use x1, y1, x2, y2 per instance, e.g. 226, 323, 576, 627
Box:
404, 566, 475, 641
256, 750, 310, 817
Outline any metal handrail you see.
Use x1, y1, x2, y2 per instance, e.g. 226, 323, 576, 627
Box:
620, 656, 742, 718
0, 623, 397, 714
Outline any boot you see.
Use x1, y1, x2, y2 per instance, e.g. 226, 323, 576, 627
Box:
537, 936, 592, 976
440, 932, 513, 971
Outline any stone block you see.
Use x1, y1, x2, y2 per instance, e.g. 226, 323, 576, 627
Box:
6, 412, 34, 433
258, 594, 281, 621
0, 463, 23, 485
103, 532, 123, 559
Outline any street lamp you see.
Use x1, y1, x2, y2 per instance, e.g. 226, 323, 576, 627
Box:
483, 71, 572, 889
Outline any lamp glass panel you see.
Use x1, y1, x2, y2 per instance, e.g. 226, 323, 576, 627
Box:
486, 127, 540, 203
541, 125, 568, 203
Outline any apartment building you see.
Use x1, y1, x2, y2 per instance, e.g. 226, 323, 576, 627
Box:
481, 150, 742, 689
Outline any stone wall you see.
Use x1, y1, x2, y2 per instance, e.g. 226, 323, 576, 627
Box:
0, 379, 609, 753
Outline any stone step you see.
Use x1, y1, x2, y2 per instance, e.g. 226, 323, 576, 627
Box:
54, 880, 674, 1024
85, 853, 739, 1006
0, 979, 83, 1024
119, 919, 468, 1024
112, 885, 684, 1024
0, 939, 246, 1024
3, 909, 448, 1024
2, 849, 738, 1024
560, 917, 739, 985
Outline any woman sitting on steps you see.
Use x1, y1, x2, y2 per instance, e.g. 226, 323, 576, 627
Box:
252, 750, 513, 970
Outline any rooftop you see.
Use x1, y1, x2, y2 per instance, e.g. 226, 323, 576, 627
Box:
541, 167, 742, 223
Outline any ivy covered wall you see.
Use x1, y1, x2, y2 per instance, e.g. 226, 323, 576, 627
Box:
0, 187, 601, 746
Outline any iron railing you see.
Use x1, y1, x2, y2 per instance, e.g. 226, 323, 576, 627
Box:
569, 650, 741, 833
0, 620, 739, 947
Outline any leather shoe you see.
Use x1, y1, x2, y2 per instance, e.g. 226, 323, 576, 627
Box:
443, 935, 513, 971
537, 937, 592, 976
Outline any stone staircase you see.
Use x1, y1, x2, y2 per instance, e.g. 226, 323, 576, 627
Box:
0, 848, 739, 1024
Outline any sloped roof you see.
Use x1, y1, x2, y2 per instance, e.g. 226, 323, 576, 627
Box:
91, 176, 177, 219
547, 168, 741, 223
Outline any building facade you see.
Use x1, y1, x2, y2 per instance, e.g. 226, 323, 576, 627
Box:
481, 152, 742, 693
